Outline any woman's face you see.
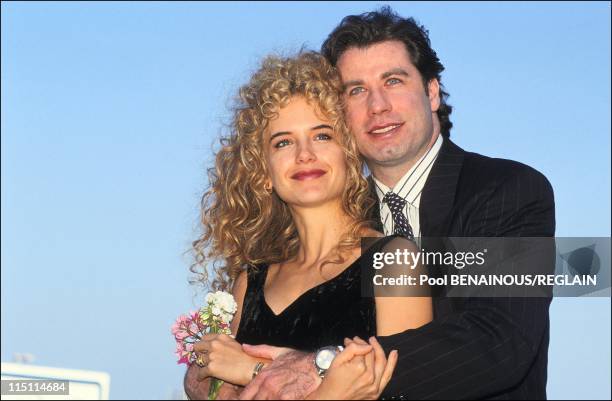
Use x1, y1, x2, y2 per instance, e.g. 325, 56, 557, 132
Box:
264, 96, 348, 209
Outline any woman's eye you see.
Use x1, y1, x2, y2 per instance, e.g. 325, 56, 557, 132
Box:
274, 139, 291, 148
315, 133, 332, 141
348, 87, 365, 96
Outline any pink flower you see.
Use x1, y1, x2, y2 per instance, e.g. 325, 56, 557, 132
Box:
189, 322, 199, 335
176, 330, 190, 341
173, 299, 235, 367
173, 315, 192, 332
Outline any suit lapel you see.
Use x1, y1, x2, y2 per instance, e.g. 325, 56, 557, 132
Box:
366, 175, 384, 232
419, 138, 465, 237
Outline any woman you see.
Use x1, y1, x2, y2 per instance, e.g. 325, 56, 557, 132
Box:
188, 51, 432, 399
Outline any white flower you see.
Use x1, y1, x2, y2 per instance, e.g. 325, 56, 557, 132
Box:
205, 291, 237, 323
219, 294, 237, 314
220, 312, 233, 324
205, 293, 214, 305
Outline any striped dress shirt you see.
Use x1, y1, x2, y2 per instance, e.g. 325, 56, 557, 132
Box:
373, 134, 443, 239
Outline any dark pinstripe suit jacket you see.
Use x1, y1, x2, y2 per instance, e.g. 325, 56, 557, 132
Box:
373, 138, 556, 400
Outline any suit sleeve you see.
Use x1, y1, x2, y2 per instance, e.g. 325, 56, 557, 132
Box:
378, 166, 555, 399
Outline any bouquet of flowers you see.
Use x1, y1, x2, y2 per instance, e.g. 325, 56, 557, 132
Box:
172, 291, 238, 400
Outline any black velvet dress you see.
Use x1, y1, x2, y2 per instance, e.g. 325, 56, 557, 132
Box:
235, 236, 397, 352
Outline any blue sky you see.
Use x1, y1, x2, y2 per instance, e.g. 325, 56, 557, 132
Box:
1, 2, 610, 399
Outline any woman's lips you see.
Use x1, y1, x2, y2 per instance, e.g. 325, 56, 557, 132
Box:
291, 169, 327, 181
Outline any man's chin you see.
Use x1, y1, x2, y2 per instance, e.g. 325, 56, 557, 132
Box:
365, 152, 412, 168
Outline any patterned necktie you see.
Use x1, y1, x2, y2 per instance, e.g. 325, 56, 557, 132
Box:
382, 191, 415, 240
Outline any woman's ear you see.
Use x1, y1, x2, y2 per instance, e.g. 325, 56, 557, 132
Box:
264, 180, 273, 194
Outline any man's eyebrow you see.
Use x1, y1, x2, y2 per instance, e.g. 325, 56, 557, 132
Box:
341, 79, 364, 92
269, 131, 290, 142
381, 68, 409, 80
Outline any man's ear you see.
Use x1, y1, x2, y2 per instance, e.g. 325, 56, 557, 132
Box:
428, 79, 441, 112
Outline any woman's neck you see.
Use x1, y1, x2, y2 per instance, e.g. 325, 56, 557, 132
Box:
288, 202, 355, 268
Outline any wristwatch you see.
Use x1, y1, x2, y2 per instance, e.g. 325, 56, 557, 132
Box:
313, 345, 344, 378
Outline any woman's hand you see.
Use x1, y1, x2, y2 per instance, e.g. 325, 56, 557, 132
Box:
308, 336, 398, 400
193, 334, 262, 386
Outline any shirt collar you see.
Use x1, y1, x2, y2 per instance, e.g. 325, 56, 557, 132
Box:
373, 135, 444, 206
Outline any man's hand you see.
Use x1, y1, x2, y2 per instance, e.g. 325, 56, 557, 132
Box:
184, 364, 210, 400
184, 364, 242, 400
239, 344, 320, 400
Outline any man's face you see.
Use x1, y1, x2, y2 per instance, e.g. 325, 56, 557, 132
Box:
337, 40, 441, 172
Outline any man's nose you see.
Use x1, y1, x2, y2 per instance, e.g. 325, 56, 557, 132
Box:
368, 88, 392, 115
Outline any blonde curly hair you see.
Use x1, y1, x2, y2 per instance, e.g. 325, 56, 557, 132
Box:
192, 51, 374, 291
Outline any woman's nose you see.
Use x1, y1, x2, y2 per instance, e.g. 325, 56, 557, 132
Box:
296, 142, 316, 163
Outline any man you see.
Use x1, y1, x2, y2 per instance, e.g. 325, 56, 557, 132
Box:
186, 6, 555, 400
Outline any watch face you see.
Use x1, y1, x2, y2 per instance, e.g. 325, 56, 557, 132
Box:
315, 349, 336, 370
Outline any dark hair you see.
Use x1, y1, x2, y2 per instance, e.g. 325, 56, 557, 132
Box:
321, 6, 453, 138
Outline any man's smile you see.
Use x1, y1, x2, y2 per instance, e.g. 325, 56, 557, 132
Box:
368, 122, 404, 137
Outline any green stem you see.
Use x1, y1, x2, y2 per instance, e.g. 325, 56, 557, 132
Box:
208, 378, 224, 400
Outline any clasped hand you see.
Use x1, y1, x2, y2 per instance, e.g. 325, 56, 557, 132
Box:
240, 336, 398, 400
309, 336, 398, 400
193, 333, 260, 386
